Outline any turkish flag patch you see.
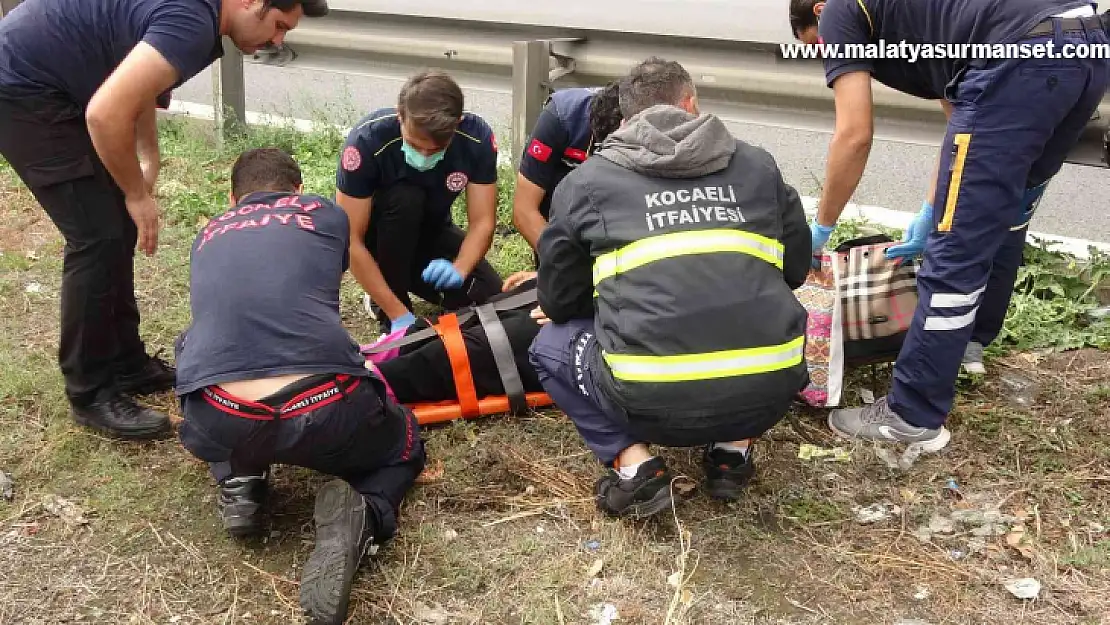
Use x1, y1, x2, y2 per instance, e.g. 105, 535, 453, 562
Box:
490, 132, 498, 152
528, 138, 552, 162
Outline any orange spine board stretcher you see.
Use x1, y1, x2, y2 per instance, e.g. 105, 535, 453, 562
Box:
404, 311, 554, 425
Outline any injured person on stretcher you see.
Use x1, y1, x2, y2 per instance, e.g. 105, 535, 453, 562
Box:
363, 270, 551, 422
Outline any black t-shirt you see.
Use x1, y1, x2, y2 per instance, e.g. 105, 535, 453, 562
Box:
818, 0, 1095, 99
0, 0, 221, 106
335, 107, 499, 224
175, 191, 368, 395
518, 87, 598, 220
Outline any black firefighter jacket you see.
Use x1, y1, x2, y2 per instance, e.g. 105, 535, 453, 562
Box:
536, 104, 812, 445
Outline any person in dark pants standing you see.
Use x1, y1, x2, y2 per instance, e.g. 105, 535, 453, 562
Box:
335, 70, 504, 336
788, 0, 1109, 450
512, 82, 623, 256
0, 0, 329, 439
175, 148, 426, 625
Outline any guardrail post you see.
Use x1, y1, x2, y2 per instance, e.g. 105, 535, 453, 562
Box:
212, 37, 247, 144
0, 0, 23, 18
511, 40, 551, 170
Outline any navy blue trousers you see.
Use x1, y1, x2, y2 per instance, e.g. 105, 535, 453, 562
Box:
528, 319, 639, 465
890, 21, 1110, 429
178, 373, 425, 541
967, 181, 1049, 349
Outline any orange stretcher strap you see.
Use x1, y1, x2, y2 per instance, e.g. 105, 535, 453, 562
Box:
430, 312, 481, 418
381, 285, 558, 425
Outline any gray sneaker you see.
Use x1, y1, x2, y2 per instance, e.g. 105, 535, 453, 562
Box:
828, 396, 950, 452
962, 341, 986, 374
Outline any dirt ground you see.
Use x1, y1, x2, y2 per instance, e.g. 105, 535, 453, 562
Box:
2, 161, 1109, 625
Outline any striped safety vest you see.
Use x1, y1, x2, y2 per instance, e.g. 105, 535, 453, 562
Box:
572, 143, 811, 424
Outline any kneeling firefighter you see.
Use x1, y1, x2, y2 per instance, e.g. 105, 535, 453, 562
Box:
529, 57, 813, 519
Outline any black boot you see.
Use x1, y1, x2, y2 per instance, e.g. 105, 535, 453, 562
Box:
116, 352, 176, 396
218, 475, 268, 538
594, 457, 675, 519
702, 444, 755, 501
70, 389, 172, 440
299, 480, 378, 625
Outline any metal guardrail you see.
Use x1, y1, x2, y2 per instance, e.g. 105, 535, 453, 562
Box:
2, 1, 1108, 167
240, 8, 1110, 168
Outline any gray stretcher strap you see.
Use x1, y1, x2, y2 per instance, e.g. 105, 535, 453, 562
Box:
475, 302, 529, 414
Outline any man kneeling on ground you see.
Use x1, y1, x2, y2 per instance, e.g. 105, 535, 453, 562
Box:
529, 58, 812, 519
174, 148, 426, 625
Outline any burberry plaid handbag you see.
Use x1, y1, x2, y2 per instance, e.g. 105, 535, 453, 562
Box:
832, 234, 919, 365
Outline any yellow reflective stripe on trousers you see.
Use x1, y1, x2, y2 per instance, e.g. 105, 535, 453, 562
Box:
602, 335, 805, 383
592, 229, 784, 285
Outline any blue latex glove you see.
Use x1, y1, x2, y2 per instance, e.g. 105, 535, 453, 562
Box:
421, 258, 464, 290
885, 201, 934, 262
810, 222, 835, 254
389, 311, 416, 333
810, 222, 835, 268
1015, 180, 1049, 228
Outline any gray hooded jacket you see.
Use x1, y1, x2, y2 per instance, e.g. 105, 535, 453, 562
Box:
535, 104, 813, 444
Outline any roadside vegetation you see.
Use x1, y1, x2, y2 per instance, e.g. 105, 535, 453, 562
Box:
1, 114, 1108, 624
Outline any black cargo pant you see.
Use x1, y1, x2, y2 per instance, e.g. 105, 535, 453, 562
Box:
177, 372, 426, 541
365, 182, 503, 327
0, 93, 148, 406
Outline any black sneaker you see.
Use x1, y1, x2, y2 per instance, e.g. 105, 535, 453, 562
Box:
702, 445, 755, 501
116, 352, 176, 396
594, 457, 675, 519
71, 389, 172, 440
299, 480, 377, 625
218, 475, 268, 538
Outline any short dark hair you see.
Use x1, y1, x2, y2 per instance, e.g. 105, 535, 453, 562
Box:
789, 0, 821, 38
618, 57, 695, 119
397, 70, 465, 145
265, 0, 329, 17
589, 80, 623, 144
230, 148, 303, 199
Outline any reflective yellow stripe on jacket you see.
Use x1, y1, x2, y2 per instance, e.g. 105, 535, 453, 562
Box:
602, 335, 805, 383
592, 228, 784, 286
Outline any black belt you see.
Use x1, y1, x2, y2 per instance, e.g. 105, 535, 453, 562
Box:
1024, 12, 1108, 39
202, 373, 361, 420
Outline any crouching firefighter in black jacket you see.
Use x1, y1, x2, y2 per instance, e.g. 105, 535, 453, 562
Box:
529, 57, 812, 519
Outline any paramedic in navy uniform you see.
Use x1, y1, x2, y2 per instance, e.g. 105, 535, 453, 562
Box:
788, 0, 1109, 450
0, 0, 329, 440
512, 82, 623, 252
335, 70, 504, 334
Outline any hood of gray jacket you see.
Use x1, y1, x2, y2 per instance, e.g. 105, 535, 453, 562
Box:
596, 104, 736, 179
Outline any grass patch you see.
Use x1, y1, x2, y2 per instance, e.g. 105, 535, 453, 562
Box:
1, 116, 1109, 623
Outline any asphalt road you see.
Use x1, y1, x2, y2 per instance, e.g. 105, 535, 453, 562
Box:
175, 62, 1110, 243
